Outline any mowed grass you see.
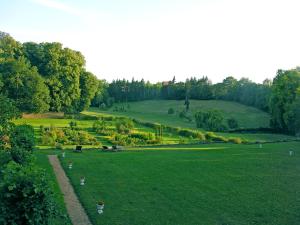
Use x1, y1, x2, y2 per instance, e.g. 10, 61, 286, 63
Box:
87, 100, 270, 129
60, 142, 300, 225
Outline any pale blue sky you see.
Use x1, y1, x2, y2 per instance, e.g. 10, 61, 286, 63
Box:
1, 0, 300, 83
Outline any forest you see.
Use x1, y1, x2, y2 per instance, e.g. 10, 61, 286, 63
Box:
1, 31, 300, 135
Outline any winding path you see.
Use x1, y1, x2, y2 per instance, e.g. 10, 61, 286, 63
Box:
48, 155, 93, 225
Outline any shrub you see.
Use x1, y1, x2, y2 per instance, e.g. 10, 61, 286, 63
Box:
41, 127, 99, 146
205, 132, 228, 142
195, 110, 226, 131
177, 129, 206, 141
11, 125, 35, 152
168, 108, 175, 114
129, 132, 155, 141
0, 162, 57, 225
228, 137, 242, 144
69, 121, 78, 130
93, 119, 107, 134
9, 146, 34, 165
116, 118, 134, 134
227, 118, 239, 129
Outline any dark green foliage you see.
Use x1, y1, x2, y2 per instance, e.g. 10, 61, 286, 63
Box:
227, 117, 239, 129
0, 58, 50, 113
0, 33, 23, 60
0, 95, 19, 132
69, 121, 78, 130
270, 69, 300, 134
195, 110, 226, 131
11, 125, 35, 152
167, 107, 175, 114
0, 162, 57, 225
75, 71, 99, 112
0, 34, 103, 114
115, 118, 134, 134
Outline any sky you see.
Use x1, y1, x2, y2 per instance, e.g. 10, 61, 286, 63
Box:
1, 0, 300, 84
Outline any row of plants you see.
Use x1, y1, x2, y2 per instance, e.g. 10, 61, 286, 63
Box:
111, 132, 160, 146
93, 118, 162, 146
40, 125, 99, 146
91, 115, 246, 145
133, 118, 246, 144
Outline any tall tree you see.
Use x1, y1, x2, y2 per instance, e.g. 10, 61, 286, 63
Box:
23, 42, 85, 112
0, 57, 50, 113
75, 71, 98, 112
270, 69, 300, 133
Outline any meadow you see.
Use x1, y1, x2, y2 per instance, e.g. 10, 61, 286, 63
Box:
59, 142, 300, 225
87, 100, 271, 129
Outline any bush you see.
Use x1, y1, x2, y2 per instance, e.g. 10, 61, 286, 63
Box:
41, 127, 99, 146
112, 132, 158, 146
168, 108, 175, 114
205, 132, 228, 142
116, 118, 134, 134
11, 125, 35, 152
0, 162, 57, 225
227, 118, 239, 129
129, 132, 155, 141
195, 110, 226, 131
93, 119, 107, 134
69, 121, 78, 130
228, 137, 242, 144
177, 129, 206, 141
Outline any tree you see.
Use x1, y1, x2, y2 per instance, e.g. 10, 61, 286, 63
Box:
0, 32, 23, 60
270, 69, 300, 134
195, 110, 226, 131
75, 71, 98, 112
0, 58, 50, 113
23, 42, 85, 112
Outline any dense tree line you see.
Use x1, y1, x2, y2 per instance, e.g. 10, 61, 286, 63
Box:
103, 76, 271, 111
0, 31, 99, 113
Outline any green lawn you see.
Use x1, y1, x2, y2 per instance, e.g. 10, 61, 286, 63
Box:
34, 150, 72, 225
59, 142, 300, 225
86, 100, 271, 129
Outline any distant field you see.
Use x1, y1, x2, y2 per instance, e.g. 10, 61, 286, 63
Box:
87, 100, 270, 129
60, 142, 300, 225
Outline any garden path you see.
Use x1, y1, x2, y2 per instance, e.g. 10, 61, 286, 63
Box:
48, 155, 92, 225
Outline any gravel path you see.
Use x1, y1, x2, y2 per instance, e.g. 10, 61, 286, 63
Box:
48, 155, 93, 225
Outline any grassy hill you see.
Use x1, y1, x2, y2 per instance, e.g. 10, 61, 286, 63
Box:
87, 100, 270, 129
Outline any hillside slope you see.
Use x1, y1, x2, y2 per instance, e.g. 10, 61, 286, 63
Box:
88, 100, 270, 129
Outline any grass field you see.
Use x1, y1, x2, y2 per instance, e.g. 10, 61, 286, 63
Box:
59, 142, 300, 225
34, 150, 72, 225
87, 100, 271, 129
